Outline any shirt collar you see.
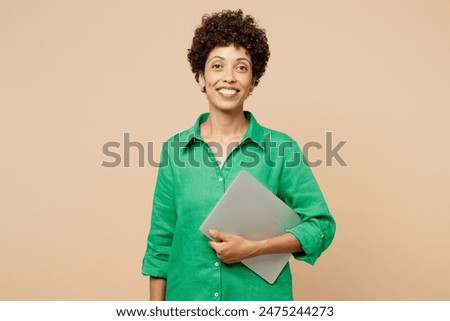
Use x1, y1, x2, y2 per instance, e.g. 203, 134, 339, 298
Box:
181, 111, 265, 149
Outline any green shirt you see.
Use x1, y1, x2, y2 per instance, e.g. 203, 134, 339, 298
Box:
142, 111, 336, 301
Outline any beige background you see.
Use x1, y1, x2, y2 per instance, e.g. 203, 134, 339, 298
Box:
1, 0, 449, 300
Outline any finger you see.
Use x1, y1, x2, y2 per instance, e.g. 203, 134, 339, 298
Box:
209, 229, 233, 242
209, 244, 229, 263
209, 229, 224, 242
209, 229, 218, 241
208, 240, 221, 251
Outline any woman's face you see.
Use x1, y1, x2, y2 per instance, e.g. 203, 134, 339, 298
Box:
199, 45, 254, 113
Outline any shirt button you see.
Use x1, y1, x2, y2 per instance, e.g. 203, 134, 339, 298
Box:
320, 233, 324, 238
218, 177, 223, 182
214, 292, 219, 297
215, 262, 220, 267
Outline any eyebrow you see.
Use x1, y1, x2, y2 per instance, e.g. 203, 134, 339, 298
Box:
206, 56, 252, 65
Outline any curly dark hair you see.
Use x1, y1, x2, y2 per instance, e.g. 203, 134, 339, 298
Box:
187, 9, 270, 87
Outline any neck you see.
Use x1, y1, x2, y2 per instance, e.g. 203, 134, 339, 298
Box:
201, 108, 249, 144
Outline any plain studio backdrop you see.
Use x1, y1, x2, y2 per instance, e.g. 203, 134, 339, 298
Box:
1, 0, 449, 300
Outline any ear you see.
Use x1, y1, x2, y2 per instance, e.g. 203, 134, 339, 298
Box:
250, 77, 257, 92
198, 73, 205, 87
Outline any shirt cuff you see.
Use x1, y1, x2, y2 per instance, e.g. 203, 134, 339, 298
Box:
141, 254, 169, 278
286, 223, 324, 265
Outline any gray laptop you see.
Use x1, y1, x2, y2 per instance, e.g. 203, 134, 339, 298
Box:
199, 170, 301, 284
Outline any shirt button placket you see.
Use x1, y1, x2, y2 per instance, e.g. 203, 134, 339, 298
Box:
218, 176, 225, 193
213, 261, 221, 300
215, 172, 224, 300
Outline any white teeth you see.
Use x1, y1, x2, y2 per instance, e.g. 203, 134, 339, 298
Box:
218, 88, 237, 96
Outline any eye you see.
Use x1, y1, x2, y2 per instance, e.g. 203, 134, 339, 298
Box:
211, 64, 222, 70
237, 65, 249, 72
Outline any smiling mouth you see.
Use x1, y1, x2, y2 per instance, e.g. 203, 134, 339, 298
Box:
217, 88, 239, 97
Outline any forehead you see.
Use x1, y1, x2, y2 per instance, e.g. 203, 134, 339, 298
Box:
207, 45, 251, 61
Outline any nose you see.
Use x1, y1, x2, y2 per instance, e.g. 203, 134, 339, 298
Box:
222, 66, 236, 83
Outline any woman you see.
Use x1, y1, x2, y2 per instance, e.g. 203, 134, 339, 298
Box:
142, 9, 336, 301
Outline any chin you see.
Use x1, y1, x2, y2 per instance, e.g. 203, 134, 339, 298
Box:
209, 99, 245, 112
211, 104, 244, 113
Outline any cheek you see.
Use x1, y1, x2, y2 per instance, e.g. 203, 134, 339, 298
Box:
239, 77, 253, 89
236, 71, 252, 82
205, 75, 221, 86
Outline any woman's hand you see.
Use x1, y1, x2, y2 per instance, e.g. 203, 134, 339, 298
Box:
208, 229, 264, 264
208, 229, 303, 264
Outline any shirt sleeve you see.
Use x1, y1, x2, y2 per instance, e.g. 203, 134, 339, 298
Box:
278, 139, 336, 265
141, 142, 177, 278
